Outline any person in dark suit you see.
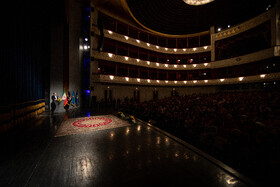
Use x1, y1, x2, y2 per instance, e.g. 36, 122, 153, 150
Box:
51, 92, 57, 114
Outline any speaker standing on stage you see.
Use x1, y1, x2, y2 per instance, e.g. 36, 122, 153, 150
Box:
51, 92, 57, 114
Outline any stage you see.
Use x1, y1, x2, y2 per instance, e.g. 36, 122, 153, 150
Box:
0, 111, 254, 186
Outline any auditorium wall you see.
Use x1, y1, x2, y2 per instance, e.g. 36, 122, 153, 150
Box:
90, 84, 219, 103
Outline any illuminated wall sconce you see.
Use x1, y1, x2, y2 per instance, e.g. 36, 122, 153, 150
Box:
136, 59, 140, 62
260, 74, 266, 78
204, 46, 208, 49
109, 75, 114, 80
136, 39, 140, 43
204, 63, 208, 66
220, 79, 225, 82
137, 78, 141, 82
157, 80, 160, 83
183, 49, 187, 51
146, 43, 150, 46
165, 48, 168, 51
108, 30, 113, 34
239, 77, 244, 81
183, 65, 187, 68
204, 80, 208, 83
147, 61, 150, 65
165, 64, 168, 67
193, 64, 197, 67
165, 80, 169, 83
156, 46, 159, 49
147, 79, 151, 83
125, 77, 129, 81
193, 80, 197, 83
184, 81, 187, 84
193, 48, 197, 51
108, 53, 113, 58
174, 65, 177, 68
156, 63, 159, 66
124, 36, 129, 40
174, 81, 177, 84
125, 56, 129, 61
174, 48, 177, 52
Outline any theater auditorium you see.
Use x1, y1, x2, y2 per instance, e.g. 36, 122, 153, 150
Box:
1, 0, 280, 186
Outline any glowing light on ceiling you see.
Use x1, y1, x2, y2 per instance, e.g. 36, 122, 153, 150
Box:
183, 0, 214, 6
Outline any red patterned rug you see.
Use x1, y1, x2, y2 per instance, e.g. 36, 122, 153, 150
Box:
55, 115, 130, 137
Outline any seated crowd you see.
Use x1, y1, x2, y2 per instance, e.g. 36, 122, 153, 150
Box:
120, 90, 280, 182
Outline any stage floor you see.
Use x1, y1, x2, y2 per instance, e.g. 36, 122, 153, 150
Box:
0, 110, 254, 186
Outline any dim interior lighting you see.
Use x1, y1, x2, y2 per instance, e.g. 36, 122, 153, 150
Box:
193, 64, 197, 67
80, 45, 83, 50
85, 38, 88, 41
239, 77, 244, 81
217, 27, 221, 32
88, 45, 90, 49
125, 77, 129, 81
174, 48, 177, 52
204, 63, 208, 66
204, 46, 208, 49
193, 80, 197, 83
157, 80, 160, 83
137, 78, 141, 82
156, 63, 159, 66
183, 48, 187, 51
220, 78, 225, 82
165, 80, 169, 83
136, 39, 140, 43
184, 81, 187, 84
174, 81, 177, 84
136, 87, 138, 90
260, 74, 266, 78
83, 45, 88, 50
146, 43, 150, 46
124, 36, 129, 40
147, 79, 151, 83
136, 59, 140, 62
109, 75, 114, 80
228, 25, 231, 28
107, 86, 110, 89
125, 56, 129, 61
174, 65, 177, 68
165, 64, 168, 67
165, 48, 168, 51
193, 48, 197, 51
108, 30, 113, 34
108, 53, 113, 58
156, 46, 159, 49
183, 65, 187, 68
183, 0, 215, 6
147, 61, 150, 65
204, 80, 208, 83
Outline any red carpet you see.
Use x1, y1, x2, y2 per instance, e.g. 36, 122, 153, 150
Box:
55, 115, 130, 137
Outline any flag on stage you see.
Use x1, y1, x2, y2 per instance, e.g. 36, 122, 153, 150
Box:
76, 90, 79, 105
72, 91, 76, 105
64, 94, 68, 107
62, 89, 67, 100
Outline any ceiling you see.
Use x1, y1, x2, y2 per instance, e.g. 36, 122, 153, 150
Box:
93, 0, 276, 36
